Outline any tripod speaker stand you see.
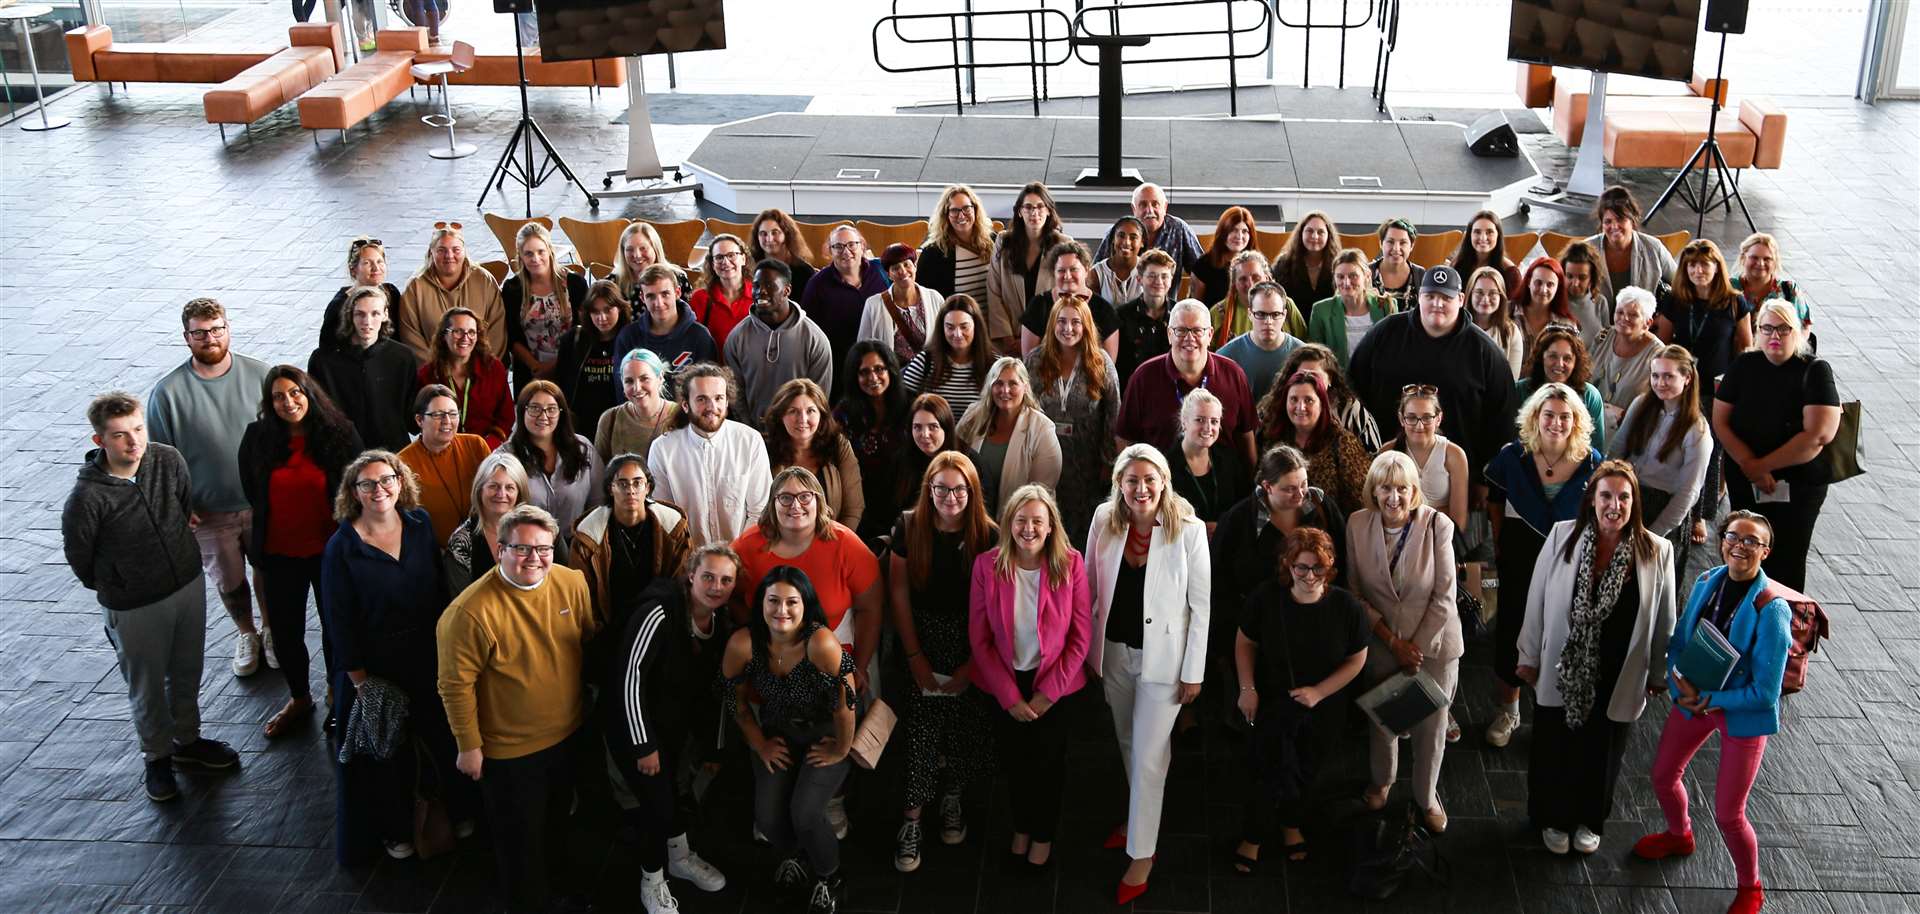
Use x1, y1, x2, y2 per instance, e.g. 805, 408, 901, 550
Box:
1644, 29, 1753, 235
478, 0, 599, 213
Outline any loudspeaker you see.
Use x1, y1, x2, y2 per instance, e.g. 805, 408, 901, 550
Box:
1465, 111, 1519, 158
1705, 0, 1748, 34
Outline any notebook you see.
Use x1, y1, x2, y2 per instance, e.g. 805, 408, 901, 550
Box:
1676, 618, 1741, 691
1356, 670, 1451, 737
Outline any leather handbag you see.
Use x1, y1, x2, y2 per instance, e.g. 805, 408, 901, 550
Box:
412, 740, 455, 859
1822, 400, 1864, 484
849, 698, 897, 770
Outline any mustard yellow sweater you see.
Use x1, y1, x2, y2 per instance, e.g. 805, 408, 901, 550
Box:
437, 565, 598, 758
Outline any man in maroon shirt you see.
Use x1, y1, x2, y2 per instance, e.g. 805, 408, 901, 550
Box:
1115, 299, 1258, 467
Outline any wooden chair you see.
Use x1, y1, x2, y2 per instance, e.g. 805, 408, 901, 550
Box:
1339, 232, 1382, 259
562, 262, 588, 278
647, 220, 707, 273
1411, 231, 1462, 269
477, 259, 509, 285
794, 221, 846, 268
558, 217, 632, 275
856, 220, 932, 254
1540, 231, 1585, 259
1195, 232, 1213, 254
705, 218, 756, 245
1503, 232, 1540, 264
482, 213, 554, 266
586, 262, 614, 280
1256, 230, 1292, 261
1656, 230, 1692, 258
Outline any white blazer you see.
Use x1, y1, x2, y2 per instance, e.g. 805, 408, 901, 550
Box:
1516, 520, 1677, 723
1084, 501, 1211, 684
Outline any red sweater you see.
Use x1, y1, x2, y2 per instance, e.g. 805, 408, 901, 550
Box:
690, 278, 753, 357
266, 436, 335, 558
418, 355, 515, 448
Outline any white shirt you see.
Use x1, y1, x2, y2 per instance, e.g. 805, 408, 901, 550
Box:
1013, 566, 1043, 672
646, 419, 771, 547
1344, 312, 1374, 361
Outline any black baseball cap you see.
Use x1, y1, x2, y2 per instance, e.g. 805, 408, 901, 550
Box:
1419, 265, 1463, 296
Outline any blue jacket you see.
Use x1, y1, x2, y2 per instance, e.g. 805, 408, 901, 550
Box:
1667, 565, 1791, 738
1483, 442, 1600, 537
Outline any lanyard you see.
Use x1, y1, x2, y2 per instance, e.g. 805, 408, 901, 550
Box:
1387, 521, 1414, 573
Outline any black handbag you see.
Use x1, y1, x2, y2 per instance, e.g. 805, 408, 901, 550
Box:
1345, 801, 1450, 900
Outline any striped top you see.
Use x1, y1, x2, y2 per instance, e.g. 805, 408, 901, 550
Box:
901, 350, 985, 418
952, 245, 990, 304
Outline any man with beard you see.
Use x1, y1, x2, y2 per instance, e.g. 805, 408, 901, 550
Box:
723, 259, 833, 428
647, 362, 773, 547
146, 297, 275, 678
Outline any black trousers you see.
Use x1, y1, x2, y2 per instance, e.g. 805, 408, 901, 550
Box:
612, 738, 683, 872
1495, 523, 1547, 688
1241, 702, 1340, 844
996, 669, 1071, 843
1728, 480, 1827, 592
259, 553, 322, 700
1526, 704, 1631, 833
480, 729, 582, 912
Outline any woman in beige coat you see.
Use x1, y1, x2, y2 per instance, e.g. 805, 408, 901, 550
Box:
956, 356, 1062, 516
397, 224, 507, 361
1346, 450, 1461, 834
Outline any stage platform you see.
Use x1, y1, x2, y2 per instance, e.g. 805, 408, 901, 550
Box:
682, 112, 1543, 229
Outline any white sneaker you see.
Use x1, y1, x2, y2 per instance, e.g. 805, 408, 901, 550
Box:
1542, 828, 1570, 855
640, 870, 679, 914
668, 850, 726, 892
261, 625, 280, 670
1445, 711, 1462, 744
1572, 827, 1600, 854
894, 819, 923, 873
232, 631, 262, 677
938, 791, 966, 845
384, 840, 415, 859
1484, 710, 1522, 748
825, 795, 849, 840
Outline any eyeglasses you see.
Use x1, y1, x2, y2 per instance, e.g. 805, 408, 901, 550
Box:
353, 474, 400, 493
525, 405, 562, 418
186, 325, 229, 342
1017, 204, 1049, 214
1290, 563, 1328, 579
775, 492, 818, 508
422, 409, 459, 421
930, 483, 970, 501
1721, 531, 1771, 550
711, 251, 744, 262
1755, 323, 1794, 338
445, 328, 479, 340
1401, 384, 1439, 397
857, 365, 890, 377
948, 204, 976, 213
828, 242, 863, 253
611, 477, 649, 492
349, 237, 383, 253
433, 221, 464, 230
1250, 311, 1287, 322
1169, 326, 1209, 339
503, 543, 555, 558
1401, 412, 1439, 426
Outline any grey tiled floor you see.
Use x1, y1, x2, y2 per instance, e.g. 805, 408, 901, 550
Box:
0, 41, 1917, 914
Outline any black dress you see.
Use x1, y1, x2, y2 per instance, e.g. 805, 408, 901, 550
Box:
889, 514, 996, 810
1526, 573, 1639, 834
1238, 582, 1368, 839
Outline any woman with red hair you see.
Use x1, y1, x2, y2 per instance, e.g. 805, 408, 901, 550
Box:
1189, 206, 1257, 304
1514, 256, 1578, 352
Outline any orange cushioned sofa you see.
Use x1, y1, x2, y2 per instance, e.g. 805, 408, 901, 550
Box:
409, 48, 625, 89
296, 28, 429, 143
202, 23, 347, 140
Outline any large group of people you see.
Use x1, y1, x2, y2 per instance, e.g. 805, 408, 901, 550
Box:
60, 181, 1839, 914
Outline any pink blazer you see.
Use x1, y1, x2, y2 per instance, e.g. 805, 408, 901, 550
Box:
968, 547, 1092, 711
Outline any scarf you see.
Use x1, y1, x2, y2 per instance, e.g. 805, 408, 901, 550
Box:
882, 286, 928, 363
1554, 525, 1633, 729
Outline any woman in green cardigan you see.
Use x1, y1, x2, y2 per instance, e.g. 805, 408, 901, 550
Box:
1306, 250, 1397, 369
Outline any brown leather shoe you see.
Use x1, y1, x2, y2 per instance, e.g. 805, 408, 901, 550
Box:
1423, 804, 1448, 834
264, 697, 314, 739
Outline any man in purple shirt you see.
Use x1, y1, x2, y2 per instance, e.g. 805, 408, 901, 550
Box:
799, 224, 887, 383
1115, 299, 1258, 467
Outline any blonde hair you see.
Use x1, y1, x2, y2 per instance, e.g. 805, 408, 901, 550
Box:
1755, 299, 1812, 357
1360, 450, 1426, 514
1517, 382, 1593, 458
415, 225, 470, 282
1100, 443, 1196, 543
956, 356, 1041, 442
756, 465, 838, 540
992, 484, 1072, 583
333, 450, 423, 522
469, 451, 530, 522
1177, 388, 1222, 441
929, 184, 994, 256
614, 221, 668, 291
1737, 231, 1779, 262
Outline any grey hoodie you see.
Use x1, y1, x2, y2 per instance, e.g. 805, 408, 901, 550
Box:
61, 444, 202, 610
721, 302, 835, 428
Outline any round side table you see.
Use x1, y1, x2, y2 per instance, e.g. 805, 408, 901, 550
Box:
0, 4, 68, 130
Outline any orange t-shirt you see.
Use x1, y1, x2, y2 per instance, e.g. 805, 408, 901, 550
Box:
731, 522, 879, 647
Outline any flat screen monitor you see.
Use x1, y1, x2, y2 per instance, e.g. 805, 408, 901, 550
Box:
1508, 0, 1701, 83
537, 0, 727, 63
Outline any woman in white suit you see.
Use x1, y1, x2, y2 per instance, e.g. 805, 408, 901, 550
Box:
1086, 443, 1210, 906
1346, 450, 1461, 834
1516, 460, 1676, 856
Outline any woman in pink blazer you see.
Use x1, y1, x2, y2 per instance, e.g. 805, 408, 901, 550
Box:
969, 483, 1092, 871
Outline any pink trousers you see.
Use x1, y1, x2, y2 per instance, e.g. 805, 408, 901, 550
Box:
1649, 706, 1768, 889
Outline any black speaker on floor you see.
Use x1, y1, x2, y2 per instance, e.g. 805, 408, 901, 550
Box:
1465, 111, 1519, 158
1705, 0, 1748, 34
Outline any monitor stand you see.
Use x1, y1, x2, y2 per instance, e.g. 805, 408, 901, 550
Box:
1522, 69, 1607, 216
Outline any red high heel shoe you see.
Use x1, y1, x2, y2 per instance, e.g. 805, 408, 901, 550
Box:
1115, 856, 1154, 905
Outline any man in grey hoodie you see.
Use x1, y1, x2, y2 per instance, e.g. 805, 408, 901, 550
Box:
61, 392, 241, 803
724, 259, 835, 429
